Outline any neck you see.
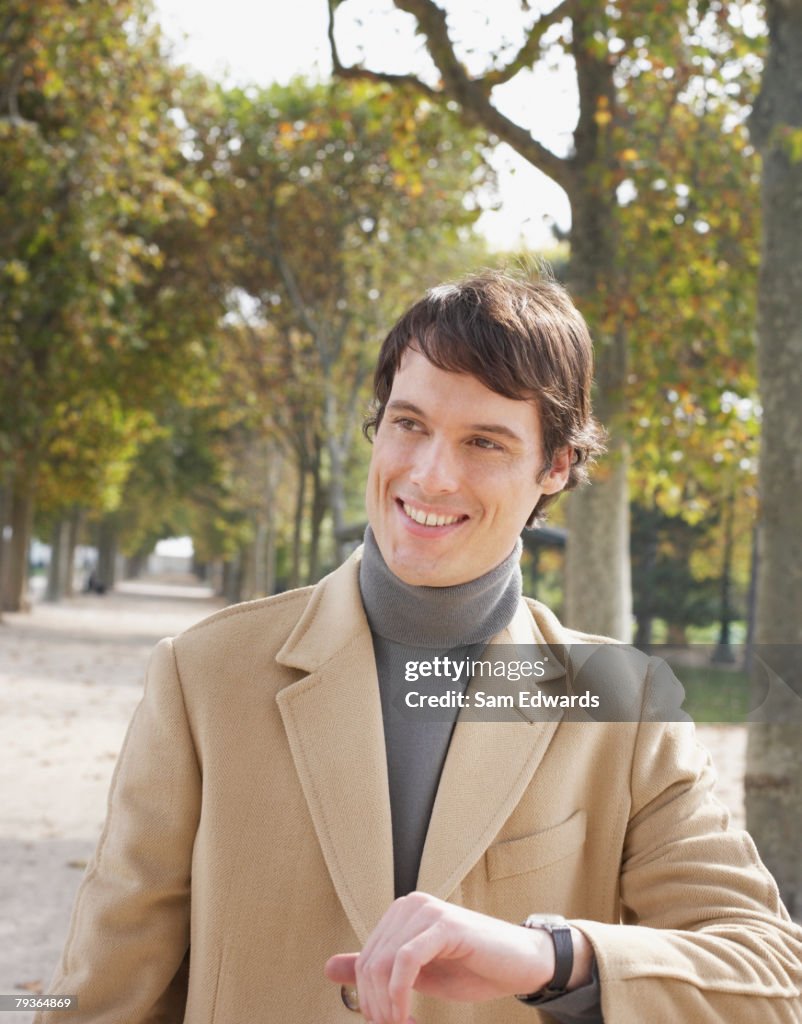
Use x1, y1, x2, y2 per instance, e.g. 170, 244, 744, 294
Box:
358, 526, 522, 648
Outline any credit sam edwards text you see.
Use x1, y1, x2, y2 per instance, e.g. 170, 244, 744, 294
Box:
403, 656, 601, 710
404, 689, 601, 710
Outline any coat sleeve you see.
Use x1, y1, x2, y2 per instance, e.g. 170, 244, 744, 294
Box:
573, 660, 802, 1024
34, 638, 200, 1024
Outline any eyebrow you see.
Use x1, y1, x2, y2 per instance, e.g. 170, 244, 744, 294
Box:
386, 400, 525, 444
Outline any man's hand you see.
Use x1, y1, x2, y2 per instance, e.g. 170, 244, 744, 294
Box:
324, 892, 594, 1024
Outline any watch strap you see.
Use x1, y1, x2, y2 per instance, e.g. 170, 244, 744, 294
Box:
516, 914, 574, 1003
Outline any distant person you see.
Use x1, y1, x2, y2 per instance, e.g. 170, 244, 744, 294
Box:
84, 570, 105, 595
37, 271, 802, 1023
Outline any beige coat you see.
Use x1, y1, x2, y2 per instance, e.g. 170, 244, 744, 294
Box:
38, 549, 802, 1023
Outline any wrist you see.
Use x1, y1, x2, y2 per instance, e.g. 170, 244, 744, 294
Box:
515, 916, 595, 1002
518, 924, 556, 995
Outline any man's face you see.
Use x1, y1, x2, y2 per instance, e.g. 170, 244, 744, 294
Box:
365, 347, 570, 587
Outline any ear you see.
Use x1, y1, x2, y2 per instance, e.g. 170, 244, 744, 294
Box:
540, 447, 572, 495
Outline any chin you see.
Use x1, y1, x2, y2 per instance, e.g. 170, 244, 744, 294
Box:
384, 555, 439, 588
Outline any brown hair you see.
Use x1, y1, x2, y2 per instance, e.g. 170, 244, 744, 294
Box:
364, 269, 607, 525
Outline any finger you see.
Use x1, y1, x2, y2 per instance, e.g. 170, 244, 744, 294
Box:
355, 907, 400, 1022
388, 921, 450, 1021
357, 897, 431, 1023
325, 954, 358, 983
356, 946, 387, 1024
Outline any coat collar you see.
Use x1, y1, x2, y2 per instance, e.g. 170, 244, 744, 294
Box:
275, 548, 570, 942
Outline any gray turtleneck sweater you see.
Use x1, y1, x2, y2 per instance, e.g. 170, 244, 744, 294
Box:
358, 527, 602, 1022
359, 526, 522, 898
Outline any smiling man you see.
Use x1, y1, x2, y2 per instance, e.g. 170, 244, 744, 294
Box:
37, 272, 802, 1024
365, 348, 570, 588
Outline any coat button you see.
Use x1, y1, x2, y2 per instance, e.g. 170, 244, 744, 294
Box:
341, 984, 360, 1011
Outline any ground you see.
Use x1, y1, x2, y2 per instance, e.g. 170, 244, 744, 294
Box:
0, 577, 747, 1022
0, 577, 225, 1023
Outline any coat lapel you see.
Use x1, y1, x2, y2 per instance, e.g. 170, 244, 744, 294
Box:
275, 552, 394, 944
416, 600, 567, 899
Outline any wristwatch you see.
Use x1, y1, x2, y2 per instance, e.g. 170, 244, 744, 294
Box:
515, 913, 574, 1003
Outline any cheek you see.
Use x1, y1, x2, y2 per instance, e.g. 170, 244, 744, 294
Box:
470, 458, 538, 491
366, 455, 391, 505
479, 467, 542, 518
371, 434, 409, 480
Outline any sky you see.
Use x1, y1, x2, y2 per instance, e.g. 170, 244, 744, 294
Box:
152, 0, 574, 250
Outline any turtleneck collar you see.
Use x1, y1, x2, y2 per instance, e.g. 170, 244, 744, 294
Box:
358, 525, 522, 648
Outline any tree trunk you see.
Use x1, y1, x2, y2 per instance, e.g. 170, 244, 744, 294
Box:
289, 461, 307, 591
45, 517, 72, 603
634, 615, 653, 650
124, 551, 148, 580
209, 560, 225, 597
324, 391, 350, 567
96, 520, 117, 592
743, 523, 758, 672
64, 506, 83, 596
0, 479, 12, 622
252, 518, 269, 597
745, 0, 802, 918
561, 7, 632, 640
264, 456, 280, 597
239, 535, 256, 602
564, 172, 631, 640
222, 557, 243, 605
632, 503, 658, 651
2, 483, 34, 612
565, 452, 631, 639
712, 486, 736, 664
308, 441, 329, 584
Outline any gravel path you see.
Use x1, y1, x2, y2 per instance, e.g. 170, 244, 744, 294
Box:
0, 579, 747, 1020
0, 579, 224, 1022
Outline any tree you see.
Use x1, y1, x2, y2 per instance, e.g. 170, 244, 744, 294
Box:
209, 78, 491, 581
0, 1, 219, 608
328, 0, 761, 639
745, 0, 802, 918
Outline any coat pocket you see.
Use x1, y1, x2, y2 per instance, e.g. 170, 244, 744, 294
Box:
486, 809, 587, 880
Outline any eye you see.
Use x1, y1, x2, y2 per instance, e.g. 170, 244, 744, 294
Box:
470, 436, 504, 451
392, 416, 422, 432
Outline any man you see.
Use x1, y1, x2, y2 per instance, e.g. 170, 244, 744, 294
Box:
38, 271, 801, 1023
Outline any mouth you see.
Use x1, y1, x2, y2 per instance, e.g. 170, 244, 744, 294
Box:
397, 499, 469, 529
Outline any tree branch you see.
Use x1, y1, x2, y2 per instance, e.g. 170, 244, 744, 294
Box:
481, 0, 571, 90
329, 0, 571, 189
327, 0, 436, 98
264, 215, 322, 343
334, 63, 438, 97
401, 0, 571, 185
327, 0, 343, 73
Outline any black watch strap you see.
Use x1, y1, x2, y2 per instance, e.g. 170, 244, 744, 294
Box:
516, 914, 574, 1003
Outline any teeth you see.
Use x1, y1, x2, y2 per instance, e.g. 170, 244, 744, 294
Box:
403, 503, 462, 527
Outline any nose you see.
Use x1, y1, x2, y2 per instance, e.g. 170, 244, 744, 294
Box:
408, 437, 460, 495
